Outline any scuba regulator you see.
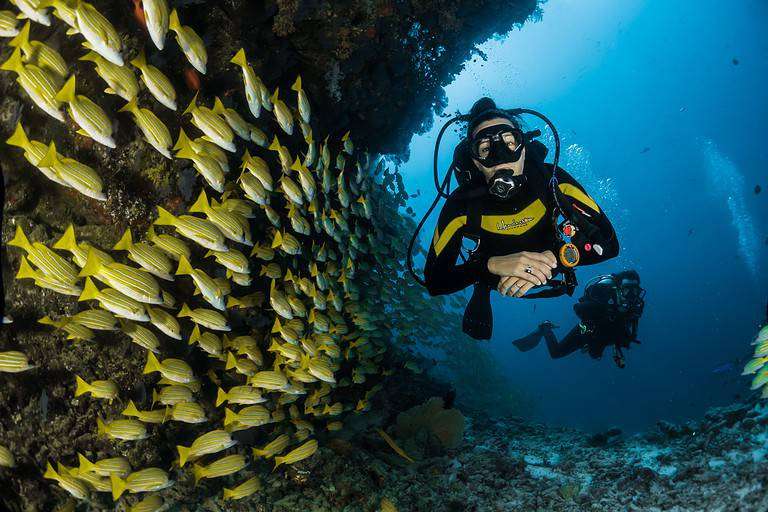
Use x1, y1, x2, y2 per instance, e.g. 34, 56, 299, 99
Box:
407, 104, 590, 339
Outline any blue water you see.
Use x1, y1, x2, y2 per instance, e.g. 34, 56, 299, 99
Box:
401, 0, 768, 432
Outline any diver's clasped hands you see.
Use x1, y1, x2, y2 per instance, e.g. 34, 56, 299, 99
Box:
487, 250, 558, 298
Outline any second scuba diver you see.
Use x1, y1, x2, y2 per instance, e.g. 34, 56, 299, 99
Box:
419, 97, 620, 339
512, 270, 646, 368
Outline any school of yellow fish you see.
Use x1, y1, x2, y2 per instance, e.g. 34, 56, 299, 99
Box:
0, 1, 413, 508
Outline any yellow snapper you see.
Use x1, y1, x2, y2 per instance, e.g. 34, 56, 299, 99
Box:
146, 224, 191, 261
193, 454, 246, 484
180, 303, 230, 331
143, 351, 196, 383
223, 405, 270, 427
177, 429, 237, 468
9, 21, 67, 82
152, 385, 193, 406
188, 325, 223, 357
77, 453, 131, 478
1, 47, 64, 121
146, 305, 181, 340
120, 319, 161, 353
168, 9, 206, 74
155, 206, 227, 252
122, 400, 168, 424
5, 121, 66, 185
223, 476, 261, 501
189, 190, 252, 245
169, 401, 207, 424
53, 224, 113, 268
55, 75, 115, 147
118, 97, 172, 158
128, 495, 164, 512
130, 50, 176, 110
238, 170, 269, 206
17, 256, 82, 296
269, 87, 293, 135
71, 308, 118, 331
10, 0, 51, 26
183, 92, 236, 152
291, 75, 310, 124
110, 468, 173, 500
38, 315, 94, 341
252, 433, 290, 458
79, 249, 163, 305
229, 48, 262, 119
268, 135, 292, 171
248, 369, 288, 391
271, 230, 301, 255
176, 255, 227, 311
0, 350, 35, 373
96, 417, 148, 441
215, 386, 265, 407
205, 247, 249, 274
290, 158, 317, 202
213, 97, 250, 140
225, 352, 258, 377
173, 128, 225, 191
43, 462, 89, 500
70, 0, 123, 65
273, 439, 317, 470
241, 149, 273, 191
78, 50, 138, 100
112, 228, 174, 280
142, 0, 169, 50
78, 277, 149, 322
74, 375, 117, 401
37, 142, 106, 200
8, 224, 79, 284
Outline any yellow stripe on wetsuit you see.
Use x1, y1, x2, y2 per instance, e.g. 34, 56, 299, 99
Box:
432, 216, 467, 256
558, 183, 600, 213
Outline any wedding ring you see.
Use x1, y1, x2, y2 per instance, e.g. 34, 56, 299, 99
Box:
524, 265, 533, 274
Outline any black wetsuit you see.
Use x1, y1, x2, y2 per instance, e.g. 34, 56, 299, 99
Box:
423, 155, 620, 298
543, 306, 640, 360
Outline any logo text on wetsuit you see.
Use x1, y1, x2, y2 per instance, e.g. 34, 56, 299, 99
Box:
496, 216, 534, 231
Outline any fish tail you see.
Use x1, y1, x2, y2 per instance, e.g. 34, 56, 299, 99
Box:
268, 135, 280, 151
74, 375, 91, 397
215, 387, 227, 407
230, 48, 248, 68
175, 256, 193, 276
290, 157, 302, 172
110, 474, 127, 501
16, 256, 39, 280
212, 96, 225, 115
78, 277, 100, 302
52, 224, 78, 252
77, 50, 100, 63
168, 8, 181, 32
272, 457, 283, 472
341, 130, 350, 141
8, 225, 34, 254
43, 461, 58, 481
271, 230, 282, 249
223, 487, 234, 500
225, 352, 237, 371
270, 87, 279, 103
177, 445, 192, 467
77, 249, 102, 278
226, 296, 240, 308
143, 351, 163, 375
117, 96, 138, 114
188, 323, 200, 344
8, 20, 31, 50
96, 417, 107, 437
182, 91, 199, 116
188, 190, 209, 214
173, 128, 195, 157
291, 75, 302, 92
112, 228, 133, 251
55, 75, 77, 103
192, 463, 205, 485
122, 399, 140, 417
0, 47, 24, 73
151, 388, 160, 407
223, 407, 238, 426
36, 141, 59, 169
154, 206, 177, 227
129, 49, 146, 70
77, 453, 95, 474
5, 121, 31, 150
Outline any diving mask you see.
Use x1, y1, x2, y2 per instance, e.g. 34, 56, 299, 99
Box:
469, 125, 525, 167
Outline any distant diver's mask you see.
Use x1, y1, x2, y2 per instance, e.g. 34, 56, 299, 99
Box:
469, 125, 527, 199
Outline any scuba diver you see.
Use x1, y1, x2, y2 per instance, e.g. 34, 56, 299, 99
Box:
512, 270, 646, 368
408, 97, 620, 339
